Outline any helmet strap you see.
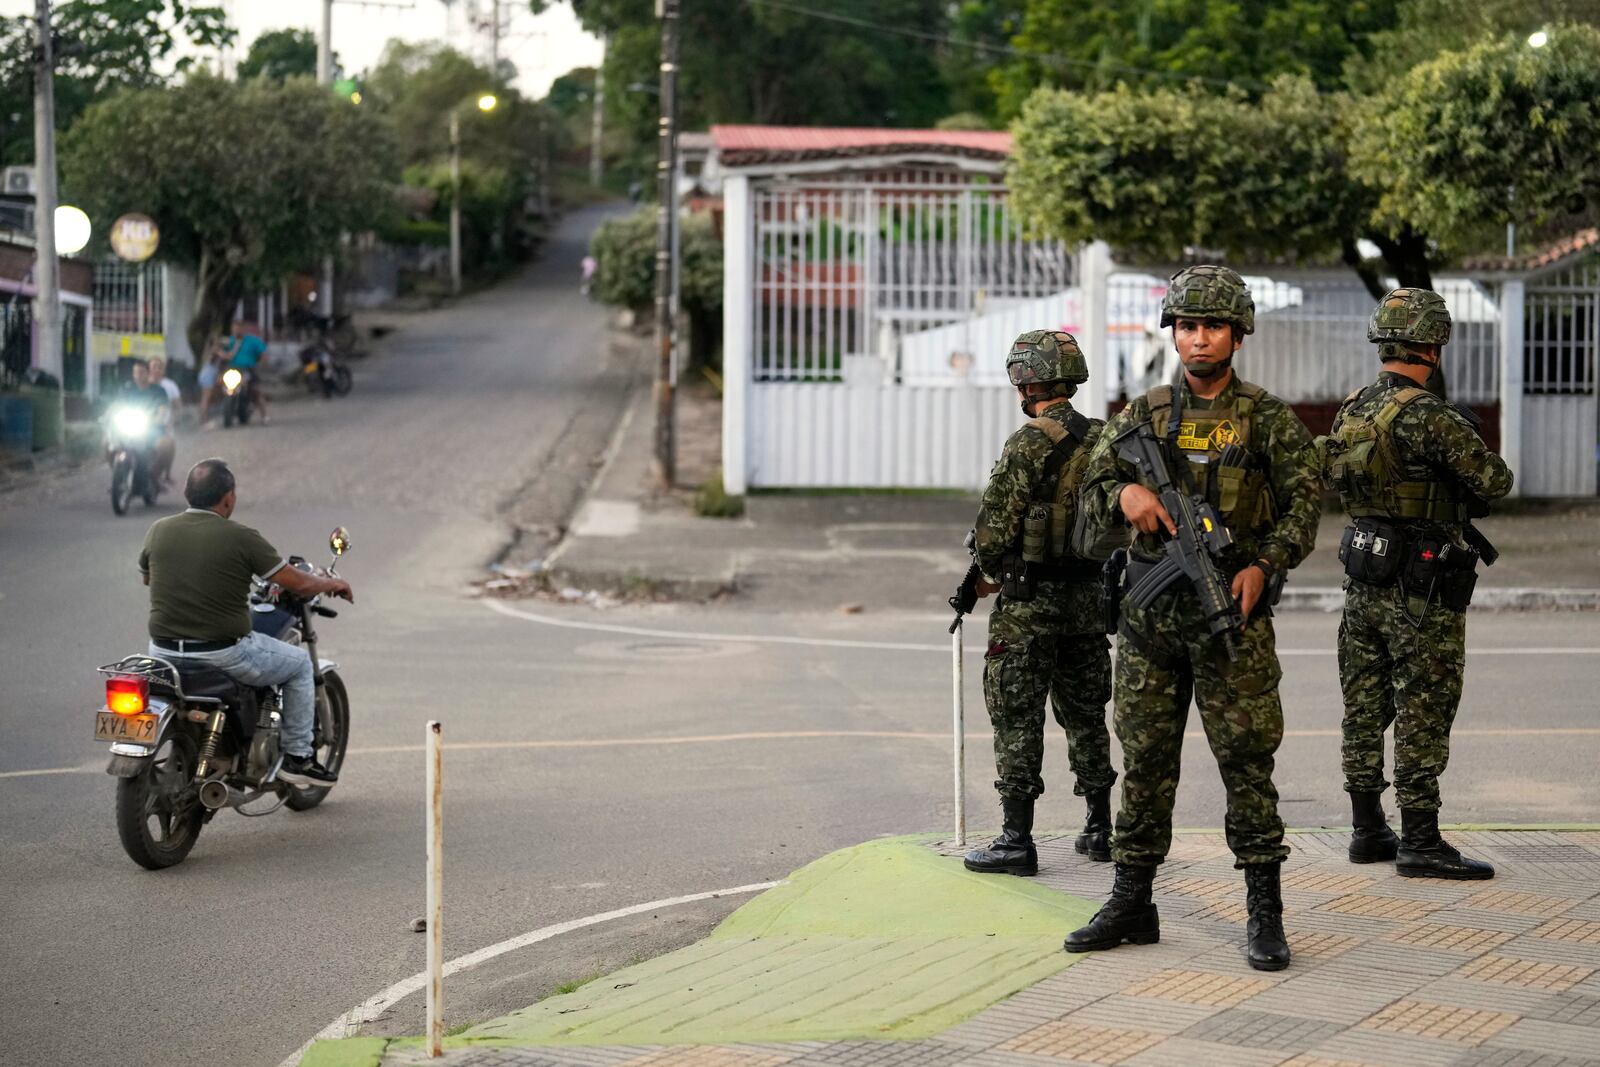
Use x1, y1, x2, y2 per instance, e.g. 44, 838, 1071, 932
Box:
1378, 341, 1438, 367
1185, 353, 1233, 380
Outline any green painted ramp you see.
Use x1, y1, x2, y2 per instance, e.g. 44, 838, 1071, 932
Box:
457, 838, 1094, 1047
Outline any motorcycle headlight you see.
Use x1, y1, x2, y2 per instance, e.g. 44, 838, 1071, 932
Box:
111, 407, 150, 436
222, 368, 243, 392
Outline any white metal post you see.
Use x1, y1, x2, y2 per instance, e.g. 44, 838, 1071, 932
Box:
952, 622, 966, 847
1078, 240, 1112, 420
720, 174, 751, 495
425, 720, 444, 1057
1498, 279, 1525, 497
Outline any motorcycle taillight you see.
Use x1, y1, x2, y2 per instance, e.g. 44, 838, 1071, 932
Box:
106, 675, 149, 715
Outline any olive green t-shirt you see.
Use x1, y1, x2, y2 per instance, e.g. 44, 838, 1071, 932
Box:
139, 509, 285, 641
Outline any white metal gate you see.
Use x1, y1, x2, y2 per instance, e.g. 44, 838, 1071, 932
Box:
1521, 255, 1599, 496
741, 178, 1074, 489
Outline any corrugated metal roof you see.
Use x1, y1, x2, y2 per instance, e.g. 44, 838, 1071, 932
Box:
711, 124, 1011, 166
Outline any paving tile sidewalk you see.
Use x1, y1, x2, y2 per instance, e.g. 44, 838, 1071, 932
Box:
363, 830, 1600, 1067
538, 386, 1600, 614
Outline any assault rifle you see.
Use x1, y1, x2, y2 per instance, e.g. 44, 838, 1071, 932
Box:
1113, 422, 1244, 661
949, 529, 981, 634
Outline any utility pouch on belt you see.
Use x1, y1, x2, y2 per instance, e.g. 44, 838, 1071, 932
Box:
1401, 535, 1480, 612
1102, 548, 1127, 635
1021, 503, 1050, 564
1339, 518, 1404, 586
1000, 554, 1036, 602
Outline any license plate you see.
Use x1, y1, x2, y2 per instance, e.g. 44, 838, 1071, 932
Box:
95, 711, 158, 744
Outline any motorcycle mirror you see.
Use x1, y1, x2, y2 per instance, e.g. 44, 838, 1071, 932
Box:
329, 527, 352, 556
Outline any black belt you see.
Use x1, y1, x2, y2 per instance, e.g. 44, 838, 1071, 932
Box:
1030, 560, 1103, 582
152, 636, 238, 654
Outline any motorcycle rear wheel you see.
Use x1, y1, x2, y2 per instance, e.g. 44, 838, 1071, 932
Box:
110, 455, 134, 515
286, 671, 350, 812
330, 364, 352, 397
115, 732, 204, 869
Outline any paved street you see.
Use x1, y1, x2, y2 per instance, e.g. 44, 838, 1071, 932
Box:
2, 208, 1599, 1067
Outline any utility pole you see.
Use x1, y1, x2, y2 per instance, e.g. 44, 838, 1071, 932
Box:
589, 33, 606, 187
449, 110, 462, 295
32, 0, 63, 445
489, 0, 500, 75
653, 0, 680, 487
317, 0, 335, 319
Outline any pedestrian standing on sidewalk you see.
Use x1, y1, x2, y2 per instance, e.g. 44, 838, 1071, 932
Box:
1064, 266, 1321, 972
963, 330, 1126, 878
1320, 288, 1513, 879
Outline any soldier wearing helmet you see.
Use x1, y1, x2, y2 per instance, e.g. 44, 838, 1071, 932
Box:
962, 329, 1129, 878
1321, 287, 1512, 880
1065, 265, 1320, 972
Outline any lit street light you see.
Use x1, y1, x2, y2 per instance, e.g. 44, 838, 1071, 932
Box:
450, 92, 499, 296
1529, 30, 1549, 48
54, 205, 90, 255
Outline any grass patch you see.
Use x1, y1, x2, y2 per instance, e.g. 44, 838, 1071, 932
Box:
694, 469, 745, 518
549, 970, 607, 998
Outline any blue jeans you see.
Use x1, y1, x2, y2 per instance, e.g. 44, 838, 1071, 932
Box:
149, 632, 316, 756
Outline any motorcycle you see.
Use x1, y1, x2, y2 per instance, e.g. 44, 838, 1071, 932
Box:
220, 366, 256, 428
301, 343, 353, 398
104, 403, 162, 515
93, 528, 355, 870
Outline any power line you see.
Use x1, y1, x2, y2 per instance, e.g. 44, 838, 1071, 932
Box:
743, 0, 1268, 93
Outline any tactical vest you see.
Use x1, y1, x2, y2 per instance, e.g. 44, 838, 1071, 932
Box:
1145, 380, 1277, 534
1015, 410, 1094, 564
1326, 384, 1467, 523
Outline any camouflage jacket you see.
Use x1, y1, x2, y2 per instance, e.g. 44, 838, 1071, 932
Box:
975, 401, 1104, 582
1322, 371, 1513, 541
1079, 375, 1321, 574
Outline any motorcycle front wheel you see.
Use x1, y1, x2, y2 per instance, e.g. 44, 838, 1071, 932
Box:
110, 454, 134, 515
286, 671, 350, 812
140, 459, 158, 507
115, 732, 204, 869
223, 398, 236, 428
329, 364, 352, 397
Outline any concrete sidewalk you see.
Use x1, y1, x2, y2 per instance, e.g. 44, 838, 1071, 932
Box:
302, 829, 1600, 1067
527, 387, 1600, 614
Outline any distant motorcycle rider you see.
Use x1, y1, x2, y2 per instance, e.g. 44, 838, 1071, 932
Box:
139, 459, 352, 783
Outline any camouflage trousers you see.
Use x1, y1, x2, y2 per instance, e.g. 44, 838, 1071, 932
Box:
982, 591, 1115, 802
1338, 579, 1466, 812
1111, 593, 1289, 869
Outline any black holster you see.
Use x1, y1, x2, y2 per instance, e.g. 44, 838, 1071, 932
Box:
1102, 549, 1127, 634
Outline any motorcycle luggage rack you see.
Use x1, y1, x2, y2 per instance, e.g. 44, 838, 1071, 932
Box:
98, 655, 184, 698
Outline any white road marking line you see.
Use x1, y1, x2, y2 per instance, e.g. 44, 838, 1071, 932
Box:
275, 880, 782, 1067
0, 763, 98, 780
484, 598, 1599, 657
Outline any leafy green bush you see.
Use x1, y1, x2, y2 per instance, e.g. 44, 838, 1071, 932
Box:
589, 205, 722, 320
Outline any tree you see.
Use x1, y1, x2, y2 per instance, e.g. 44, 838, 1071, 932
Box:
60, 73, 396, 356
237, 28, 322, 82
0, 1, 234, 165
537, 0, 953, 178
1348, 23, 1600, 255
990, 0, 1401, 120
1009, 77, 1417, 294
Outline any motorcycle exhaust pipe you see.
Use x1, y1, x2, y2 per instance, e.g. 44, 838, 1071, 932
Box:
198, 779, 231, 811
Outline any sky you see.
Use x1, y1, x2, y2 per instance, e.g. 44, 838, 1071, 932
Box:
0, 0, 604, 100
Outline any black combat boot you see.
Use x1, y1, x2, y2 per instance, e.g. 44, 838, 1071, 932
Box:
1243, 863, 1291, 971
1063, 863, 1159, 952
1396, 809, 1494, 880
964, 797, 1038, 876
1348, 791, 1399, 864
1074, 787, 1113, 862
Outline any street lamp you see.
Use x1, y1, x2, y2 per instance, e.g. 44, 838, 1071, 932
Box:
1529, 30, 1549, 48
54, 205, 90, 256
450, 92, 499, 296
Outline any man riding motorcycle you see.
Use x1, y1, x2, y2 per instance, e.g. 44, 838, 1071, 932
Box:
119, 359, 177, 487
138, 458, 353, 783
222, 320, 269, 424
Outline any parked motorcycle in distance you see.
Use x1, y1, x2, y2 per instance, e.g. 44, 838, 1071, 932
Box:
104, 403, 161, 515
93, 527, 355, 869
220, 366, 256, 427
301, 343, 353, 398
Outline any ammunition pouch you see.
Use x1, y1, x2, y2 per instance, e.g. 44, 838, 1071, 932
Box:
1338, 519, 1404, 587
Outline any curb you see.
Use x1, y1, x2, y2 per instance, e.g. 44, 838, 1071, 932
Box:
1281, 585, 1600, 611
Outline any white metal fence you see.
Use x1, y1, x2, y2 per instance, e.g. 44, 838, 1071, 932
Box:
1520, 254, 1598, 495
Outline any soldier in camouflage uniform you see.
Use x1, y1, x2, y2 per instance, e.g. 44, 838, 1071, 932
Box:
964, 330, 1125, 878
1321, 288, 1513, 879
1063, 266, 1320, 972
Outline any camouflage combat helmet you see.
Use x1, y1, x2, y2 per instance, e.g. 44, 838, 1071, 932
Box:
1368, 288, 1451, 360
1159, 265, 1256, 335
1006, 329, 1089, 388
